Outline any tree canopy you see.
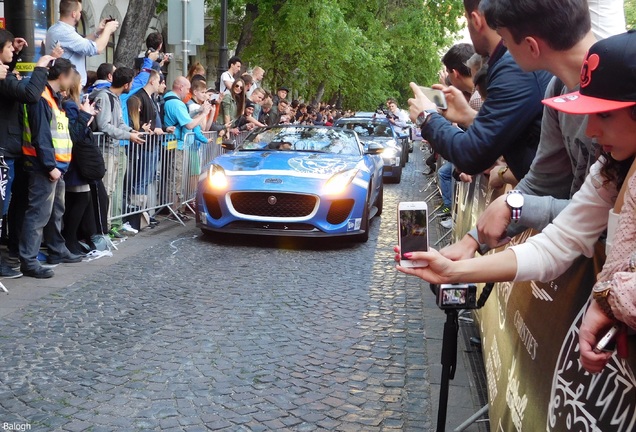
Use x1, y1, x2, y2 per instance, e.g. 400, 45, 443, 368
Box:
199, 0, 463, 109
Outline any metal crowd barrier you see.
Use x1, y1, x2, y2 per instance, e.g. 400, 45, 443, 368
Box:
94, 132, 180, 226
180, 130, 251, 211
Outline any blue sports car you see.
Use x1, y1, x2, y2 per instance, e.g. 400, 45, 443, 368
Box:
196, 125, 385, 242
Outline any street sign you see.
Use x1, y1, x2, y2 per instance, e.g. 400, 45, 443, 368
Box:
167, 0, 205, 50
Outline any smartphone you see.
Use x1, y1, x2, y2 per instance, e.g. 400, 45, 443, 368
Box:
593, 324, 620, 354
418, 86, 448, 110
398, 201, 429, 268
81, 94, 89, 105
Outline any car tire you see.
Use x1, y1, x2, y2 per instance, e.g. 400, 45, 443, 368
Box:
404, 144, 410, 163
375, 184, 384, 216
355, 199, 370, 243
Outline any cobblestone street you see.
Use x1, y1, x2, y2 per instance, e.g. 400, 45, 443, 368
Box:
0, 148, 482, 431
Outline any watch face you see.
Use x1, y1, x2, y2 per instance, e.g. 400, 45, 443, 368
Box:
507, 193, 524, 208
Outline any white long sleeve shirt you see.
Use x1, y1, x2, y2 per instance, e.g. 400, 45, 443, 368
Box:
511, 160, 617, 282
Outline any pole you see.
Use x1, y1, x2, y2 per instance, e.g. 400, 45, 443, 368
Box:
181, 0, 190, 77
5, 0, 35, 65
216, 0, 228, 91
437, 309, 459, 432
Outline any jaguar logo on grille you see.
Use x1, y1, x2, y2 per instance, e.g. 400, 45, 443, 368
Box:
265, 178, 283, 184
268, 196, 278, 205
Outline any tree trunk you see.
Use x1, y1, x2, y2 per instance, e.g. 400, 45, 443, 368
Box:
311, 81, 326, 106
234, 2, 259, 57
114, 0, 158, 68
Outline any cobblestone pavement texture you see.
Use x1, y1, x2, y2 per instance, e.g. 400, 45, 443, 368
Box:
0, 147, 449, 431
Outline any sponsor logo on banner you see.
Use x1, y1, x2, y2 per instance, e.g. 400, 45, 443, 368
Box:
547, 302, 636, 431
506, 358, 528, 432
497, 281, 512, 330
486, 335, 502, 402
513, 310, 538, 360
530, 281, 557, 302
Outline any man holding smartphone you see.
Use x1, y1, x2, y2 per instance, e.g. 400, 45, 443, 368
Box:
409, 0, 551, 181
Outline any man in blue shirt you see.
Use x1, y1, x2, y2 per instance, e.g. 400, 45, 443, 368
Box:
163, 76, 213, 214
45, 0, 119, 86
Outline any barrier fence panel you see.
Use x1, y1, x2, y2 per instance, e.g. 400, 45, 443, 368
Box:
94, 132, 180, 226
452, 175, 636, 431
180, 130, 252, 211
181, 131, 220, 210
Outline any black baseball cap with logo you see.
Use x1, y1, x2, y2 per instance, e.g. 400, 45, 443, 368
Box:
543, 30, 636, 115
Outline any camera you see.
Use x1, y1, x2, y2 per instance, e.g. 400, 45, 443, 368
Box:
104, 15, 116, 24
436, 284, 478, 310
147, 49, 172, 63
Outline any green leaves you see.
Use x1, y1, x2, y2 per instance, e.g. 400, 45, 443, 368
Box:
207, 0, 464, 109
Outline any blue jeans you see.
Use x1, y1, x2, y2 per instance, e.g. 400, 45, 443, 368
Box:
438, 162, 453, 209
19, 170, 71, 270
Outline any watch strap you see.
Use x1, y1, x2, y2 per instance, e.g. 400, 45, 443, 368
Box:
507, 190, 523, 223
593, 281, 616, 320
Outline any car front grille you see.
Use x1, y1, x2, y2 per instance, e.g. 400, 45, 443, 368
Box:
326, 199, 355, 224
230, 192, 318, 218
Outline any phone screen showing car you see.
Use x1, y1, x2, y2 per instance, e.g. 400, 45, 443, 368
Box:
418, 86, 448, 110
399, 209, 428, 258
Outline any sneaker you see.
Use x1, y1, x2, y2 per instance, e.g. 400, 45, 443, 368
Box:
0, 263, 22, 279
436, 205, 450, 215
47, 253, 83, 265
120, 222, 139, 235
109, 227, 125, 239
440, 219, 453, 229
5, 254, 20, 268
149, 217, 160, 226
21, 266, 54, 279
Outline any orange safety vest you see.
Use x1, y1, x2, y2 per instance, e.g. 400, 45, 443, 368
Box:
22, 86, 73, 164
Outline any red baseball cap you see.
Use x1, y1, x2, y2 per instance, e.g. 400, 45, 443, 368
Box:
543, 30, 636, 115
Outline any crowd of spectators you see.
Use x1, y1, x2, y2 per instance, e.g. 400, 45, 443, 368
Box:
0, 0, 363, 280
401, 0, 633, 375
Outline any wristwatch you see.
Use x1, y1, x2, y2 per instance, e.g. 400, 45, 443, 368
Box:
506, 190, 524, 223
593, 281, 616, 320
415, 109, 438, 128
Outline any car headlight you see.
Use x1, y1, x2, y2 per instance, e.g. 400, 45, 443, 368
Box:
382, 147, 399, 157
323, 169, 359, 195
208, 165, 228, 190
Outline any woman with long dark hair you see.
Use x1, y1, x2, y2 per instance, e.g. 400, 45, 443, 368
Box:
219, 78, 246, 126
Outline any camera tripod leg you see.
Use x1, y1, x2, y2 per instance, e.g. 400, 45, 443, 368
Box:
436, 309, 459, 432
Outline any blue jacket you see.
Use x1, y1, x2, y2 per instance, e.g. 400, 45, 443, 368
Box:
422, 44, 552, 179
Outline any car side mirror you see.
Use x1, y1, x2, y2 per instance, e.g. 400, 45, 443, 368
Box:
365, 143, 384, 155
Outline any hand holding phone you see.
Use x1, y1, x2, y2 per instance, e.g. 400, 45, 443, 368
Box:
418, 86, 448, 110
398, 201, 429, 268
593, 324, 620, 354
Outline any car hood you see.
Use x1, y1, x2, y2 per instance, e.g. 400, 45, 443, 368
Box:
366, 136, 398, 146
214, 151, 366, 179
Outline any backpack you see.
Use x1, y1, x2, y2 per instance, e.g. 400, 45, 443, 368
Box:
89, 89, 117, 133
73, 130, 106, 180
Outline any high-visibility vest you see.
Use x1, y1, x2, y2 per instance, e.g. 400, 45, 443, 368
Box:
22, 86, 72, 164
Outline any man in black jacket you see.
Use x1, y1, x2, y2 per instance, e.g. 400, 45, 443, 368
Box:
0, 29, 56, 278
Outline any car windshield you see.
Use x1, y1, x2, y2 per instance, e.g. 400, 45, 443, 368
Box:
239, 127, 362, 155
336, 120, 393, 138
